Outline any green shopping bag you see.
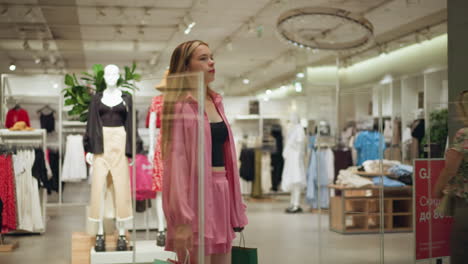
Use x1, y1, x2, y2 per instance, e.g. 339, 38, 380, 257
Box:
232, 232, 258, 264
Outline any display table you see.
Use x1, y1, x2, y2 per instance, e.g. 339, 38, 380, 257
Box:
328, 184, 413, 234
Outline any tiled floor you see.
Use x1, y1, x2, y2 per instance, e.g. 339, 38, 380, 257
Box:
0, 196, 415, 264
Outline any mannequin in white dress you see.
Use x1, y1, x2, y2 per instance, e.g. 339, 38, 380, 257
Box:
85, 64, 133, 251
281, 113, 306, 213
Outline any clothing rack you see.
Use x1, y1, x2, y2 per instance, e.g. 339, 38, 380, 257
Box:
0, 129, 48, 235
58, 120, 87, 205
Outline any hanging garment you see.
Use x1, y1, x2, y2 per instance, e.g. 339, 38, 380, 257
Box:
149, 95, 164, 192
261, 152, 272, 193
411, 119, 425, 159
281, 123, 306, 192
239, 148, 255, 182
384, 119, 393, 144
354, 131, 386, 166
5, 107, 30, 128
129, 154, 156, 201
13, 150, 44, 232
306, 148, 334, 209
270, 126, 284, 191
62, 135, 87, 182
0, 154, 17, 233
89, 126, 133, 221
32, 148, 49, 190
332, 148, 353, 184
47, 149, 59, 193
39, 112, 55, 133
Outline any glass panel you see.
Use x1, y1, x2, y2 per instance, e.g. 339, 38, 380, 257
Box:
318, 85, 382, 264
126, 73, 206, 263
420, 97, 451, 264
379, 75, 423, 264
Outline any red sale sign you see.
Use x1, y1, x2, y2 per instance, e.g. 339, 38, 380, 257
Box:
414, 159, 453, 261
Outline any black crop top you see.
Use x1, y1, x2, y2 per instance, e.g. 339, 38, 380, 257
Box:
210, 121, 228, 166
98, 100, 127, 127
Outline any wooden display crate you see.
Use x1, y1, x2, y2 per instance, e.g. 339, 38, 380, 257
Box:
329, 185, 413, 234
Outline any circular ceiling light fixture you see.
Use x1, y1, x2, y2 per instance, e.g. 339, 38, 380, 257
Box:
277, 7, 374, 51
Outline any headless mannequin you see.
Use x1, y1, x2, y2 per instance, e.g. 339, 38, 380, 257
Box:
148, 111, 166, 245
85, 64, 128, 240
283, 113, 306, 213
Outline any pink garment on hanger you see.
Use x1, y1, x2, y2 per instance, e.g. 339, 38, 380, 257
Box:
129, 154, 156, 200
149, 95, 164, 192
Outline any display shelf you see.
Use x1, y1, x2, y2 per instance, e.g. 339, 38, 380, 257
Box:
329, 185, 413, 234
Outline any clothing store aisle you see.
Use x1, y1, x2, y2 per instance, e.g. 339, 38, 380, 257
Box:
0, 198, 413, 264
0, 206, 86, 264
235, 196, 413, 264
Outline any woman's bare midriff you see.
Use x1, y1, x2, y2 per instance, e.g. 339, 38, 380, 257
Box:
212, 166, 225, 172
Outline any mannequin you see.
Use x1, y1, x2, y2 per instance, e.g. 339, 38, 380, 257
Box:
410, 108, 425, 159
148, 95, 166, 247
84, 64, 133, 252
281, 113, 306, 213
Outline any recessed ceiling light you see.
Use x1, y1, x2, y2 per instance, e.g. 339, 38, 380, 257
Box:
266, 89, 272, 95
296, 72, 305, 78
242, 78, 250, 84
9, 62, 16, 71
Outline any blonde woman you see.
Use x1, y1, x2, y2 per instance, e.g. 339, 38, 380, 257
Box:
434, 90, 468, 264
161, 40, 248, 264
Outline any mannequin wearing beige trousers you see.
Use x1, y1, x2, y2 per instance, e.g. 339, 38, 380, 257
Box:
85, 64, 133, 251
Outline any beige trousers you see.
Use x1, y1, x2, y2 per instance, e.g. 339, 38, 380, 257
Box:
89, 126, 133, 222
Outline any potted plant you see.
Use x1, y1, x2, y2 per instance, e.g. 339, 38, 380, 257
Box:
63, 63, 141, 122
421, 108, 448, 158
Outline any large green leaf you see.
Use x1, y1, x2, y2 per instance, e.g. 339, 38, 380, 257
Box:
92, 64, 103, 75
65, 74, 75, 86
65, 98, 77, 106
79, 112, 88, 122
82, 92, 91, 102
125, 66, 131, 80
76, 94, 85, 105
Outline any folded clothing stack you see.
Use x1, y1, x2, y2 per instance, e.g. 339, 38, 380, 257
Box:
372, 176, 406, 187
362, 159, 401, 173
388, 164, 413, 185
336, 169, 374, 188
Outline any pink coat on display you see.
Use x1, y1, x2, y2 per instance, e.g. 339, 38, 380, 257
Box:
162, 91, 248, 256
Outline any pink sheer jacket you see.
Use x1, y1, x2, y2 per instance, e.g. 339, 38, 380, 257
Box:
162, 91, 248, 248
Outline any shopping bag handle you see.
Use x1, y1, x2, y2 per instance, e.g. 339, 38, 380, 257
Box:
238, 231, 246, 248
168, 248, 190, 264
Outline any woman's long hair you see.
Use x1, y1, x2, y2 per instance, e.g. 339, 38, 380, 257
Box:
161, 40, 209, 159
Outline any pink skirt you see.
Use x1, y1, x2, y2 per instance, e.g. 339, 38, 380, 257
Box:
166, 170, 235, 261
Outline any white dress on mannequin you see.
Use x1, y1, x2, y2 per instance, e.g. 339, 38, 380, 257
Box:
281, 122, 306, 192
281, 115, 306, 212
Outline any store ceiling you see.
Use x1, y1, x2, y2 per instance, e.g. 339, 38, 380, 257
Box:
0, 0, 447, 96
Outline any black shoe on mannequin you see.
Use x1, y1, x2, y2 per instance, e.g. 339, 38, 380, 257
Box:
156, 231, 166, 247
95, 234, 106, 252
116, 235, 128, 251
